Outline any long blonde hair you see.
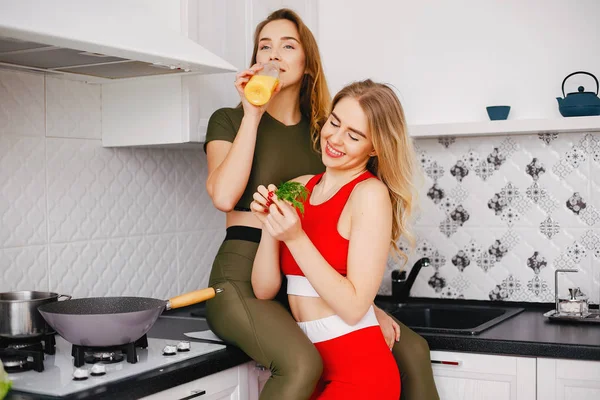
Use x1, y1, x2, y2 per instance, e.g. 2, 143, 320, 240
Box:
250, 9, 331, 148
332, 80, 420, 264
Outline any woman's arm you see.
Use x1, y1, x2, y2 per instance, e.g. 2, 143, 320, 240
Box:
206, 65, 281, 212
251, 230, 282, 300
273, 179, 392, 325
206, 115, 261, 212
250, 176, 313, 299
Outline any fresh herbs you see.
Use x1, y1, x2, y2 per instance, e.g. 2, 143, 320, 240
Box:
0, 362, 11, 399
275, 181, 310, 215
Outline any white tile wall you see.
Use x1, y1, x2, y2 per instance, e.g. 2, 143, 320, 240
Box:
46, 76, 101, 139
3, 68, 598, 305
0, 70, 44, 137
0, 70, 224, 297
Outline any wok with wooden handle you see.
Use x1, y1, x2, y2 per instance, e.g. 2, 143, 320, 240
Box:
38, 287, 222, 347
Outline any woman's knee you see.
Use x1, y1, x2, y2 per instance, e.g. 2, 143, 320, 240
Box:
274, 344, 323, 385
409, 334, 432, 363
392, 329, 432, 372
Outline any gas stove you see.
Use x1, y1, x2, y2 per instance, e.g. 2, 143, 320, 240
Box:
0, 332, 55, 373
7, 334, 225, 398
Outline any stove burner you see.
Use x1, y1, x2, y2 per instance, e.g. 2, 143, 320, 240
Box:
2, 355, 30, 372
71, 335, 148, 368
0, 333, 54, 373
0, 348, 44, 372
84, 351, 124, 364
0, 332, 56, 355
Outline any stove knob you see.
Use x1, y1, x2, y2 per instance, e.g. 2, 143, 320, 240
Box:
177, 341, 191, 352
162, 344, 177, 356
73, 368, 89, 381
91, 363, 107, 376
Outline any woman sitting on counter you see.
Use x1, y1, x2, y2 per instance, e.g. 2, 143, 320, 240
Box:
250, 79, 420, 399
204, 7, 439, 400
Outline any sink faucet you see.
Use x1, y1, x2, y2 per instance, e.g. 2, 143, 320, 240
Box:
391, 257, 431, 303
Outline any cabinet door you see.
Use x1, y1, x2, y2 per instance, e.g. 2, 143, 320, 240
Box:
185, 0, 319, 143
537, 358, 600, 400
430, 351, 536, 400
247, 361, 272, 400
139, 366, 240, 400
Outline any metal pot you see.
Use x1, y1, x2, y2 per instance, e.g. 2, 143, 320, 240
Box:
0, 291, 71, 338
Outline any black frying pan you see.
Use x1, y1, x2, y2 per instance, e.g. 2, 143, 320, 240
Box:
37, 287, 221, 347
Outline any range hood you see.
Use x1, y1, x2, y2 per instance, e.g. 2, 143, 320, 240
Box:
0, 0, 237, 83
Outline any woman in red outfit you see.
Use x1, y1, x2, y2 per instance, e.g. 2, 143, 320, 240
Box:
250, 79, 419, 399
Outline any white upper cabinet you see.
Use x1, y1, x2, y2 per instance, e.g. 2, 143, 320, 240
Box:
102, 0, 317, 147
317, 0, 600, 137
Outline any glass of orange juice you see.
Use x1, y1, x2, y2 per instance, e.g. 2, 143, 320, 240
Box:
244, 61, 280, 106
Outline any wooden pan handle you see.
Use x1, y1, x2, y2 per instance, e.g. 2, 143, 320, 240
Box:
166, 287, 223, 310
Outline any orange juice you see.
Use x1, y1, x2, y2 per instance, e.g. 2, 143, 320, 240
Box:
244, 75, 279, 106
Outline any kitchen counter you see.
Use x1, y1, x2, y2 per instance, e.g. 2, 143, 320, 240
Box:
7, 299, 600, 399
376, 298, 600, 361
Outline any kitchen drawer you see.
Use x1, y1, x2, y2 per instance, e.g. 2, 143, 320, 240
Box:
140, 366, 240, 400
431, 351, 536, 400
430, 350, 519, 375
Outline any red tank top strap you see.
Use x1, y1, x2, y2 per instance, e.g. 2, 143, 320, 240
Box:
305, 173, 324, 192
330, 170, 376, 206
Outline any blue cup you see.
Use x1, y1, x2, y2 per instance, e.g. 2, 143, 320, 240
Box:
486, 105, 510, 120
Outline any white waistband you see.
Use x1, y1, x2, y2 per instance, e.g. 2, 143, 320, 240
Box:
286, 275, 320, 297
297, 306, 379, 343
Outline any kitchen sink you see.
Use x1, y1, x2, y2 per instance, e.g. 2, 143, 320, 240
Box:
383, 303, 524, 335
163, 302, 524, 336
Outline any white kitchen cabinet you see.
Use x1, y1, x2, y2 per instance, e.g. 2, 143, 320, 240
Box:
102, 0, 239, 148
537, 358, 600, 400
430, 350, 536, 400
246, 361, 272, 400
140, 365, 244, 400
102, 0, 318, 147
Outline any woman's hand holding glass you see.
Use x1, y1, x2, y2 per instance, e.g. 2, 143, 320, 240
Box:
234, 63, 282, 119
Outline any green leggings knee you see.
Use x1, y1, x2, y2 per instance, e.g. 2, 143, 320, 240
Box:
205, 238, 439, 400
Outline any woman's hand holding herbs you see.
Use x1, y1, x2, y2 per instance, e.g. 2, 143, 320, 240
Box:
251, 182, 309, 242
250, 184, 277, 225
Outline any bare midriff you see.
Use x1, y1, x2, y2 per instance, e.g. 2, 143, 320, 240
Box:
227, 210, 339, 323
289, 295, 337, 322
225, 210, 262, 229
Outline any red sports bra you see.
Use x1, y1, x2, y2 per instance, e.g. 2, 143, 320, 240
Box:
280, 170, 376, 277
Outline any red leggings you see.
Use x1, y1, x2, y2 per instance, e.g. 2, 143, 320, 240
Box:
309, 326, 401, 399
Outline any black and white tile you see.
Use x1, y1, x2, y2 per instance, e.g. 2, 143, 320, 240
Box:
383, 131, 600, 304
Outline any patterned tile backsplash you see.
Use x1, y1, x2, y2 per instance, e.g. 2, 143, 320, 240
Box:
0, 69, 225, 299
384, 131, 600, 304
2, 68, 599, 304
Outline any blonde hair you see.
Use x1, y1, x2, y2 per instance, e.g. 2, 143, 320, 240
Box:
250, 9, 331, 148
332, 80, 421, 264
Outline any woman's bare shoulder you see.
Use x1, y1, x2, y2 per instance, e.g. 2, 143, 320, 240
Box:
291, 175, 314, 186
351, 177, 391, 208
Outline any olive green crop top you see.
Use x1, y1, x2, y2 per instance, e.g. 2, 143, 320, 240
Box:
204, 107, 325, 211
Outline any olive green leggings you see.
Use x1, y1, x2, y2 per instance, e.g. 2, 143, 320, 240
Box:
206, 237, 439, 400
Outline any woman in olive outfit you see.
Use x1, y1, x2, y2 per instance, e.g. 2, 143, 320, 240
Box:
204, 8, 439, 400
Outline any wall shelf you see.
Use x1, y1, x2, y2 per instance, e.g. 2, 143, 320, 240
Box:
409, 115, 600, 138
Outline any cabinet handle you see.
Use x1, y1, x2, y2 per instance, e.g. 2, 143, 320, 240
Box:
177, 390, 206, 400
255, 363, 268, 371
431, 360, 461, 366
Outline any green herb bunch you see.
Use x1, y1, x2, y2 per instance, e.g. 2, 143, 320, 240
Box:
0, 362, 11, 399
275, 181, 310, 215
